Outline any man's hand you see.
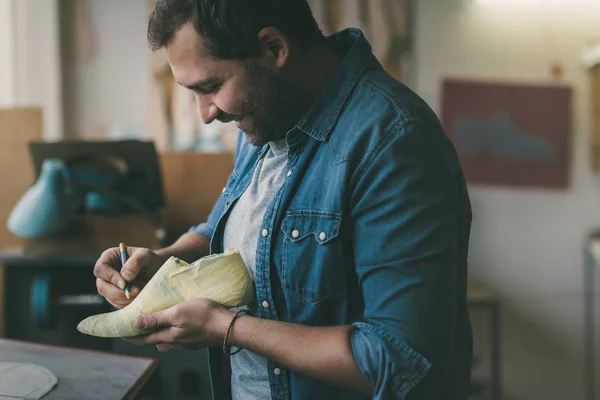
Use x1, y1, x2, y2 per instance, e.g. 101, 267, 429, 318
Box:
127, 299, 233, 352
124, 299, 373, 396
94, 247, 167, 309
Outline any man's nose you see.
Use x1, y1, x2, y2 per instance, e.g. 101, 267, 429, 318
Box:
196, 95, 219, 124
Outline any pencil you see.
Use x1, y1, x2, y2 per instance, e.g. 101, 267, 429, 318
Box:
119, 242, 131, 300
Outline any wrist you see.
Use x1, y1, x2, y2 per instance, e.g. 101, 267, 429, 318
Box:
153, 247, 174, 260
214, 308, 235, 337
155, 232, 211, 263
221, 309, 253, 353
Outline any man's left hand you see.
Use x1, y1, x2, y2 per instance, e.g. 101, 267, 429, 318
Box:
126, 298, 233, 352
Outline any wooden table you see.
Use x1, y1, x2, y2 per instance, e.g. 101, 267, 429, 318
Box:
468, 279, 501, 400
584, 234, 600, 400
0, 339, 158, 400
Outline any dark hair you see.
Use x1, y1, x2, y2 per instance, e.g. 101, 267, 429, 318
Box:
147, 0, 326, 59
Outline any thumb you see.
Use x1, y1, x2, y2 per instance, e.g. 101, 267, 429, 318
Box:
135, 307, 175, 330
121, 258, 140, 282
121, 249, 153, 281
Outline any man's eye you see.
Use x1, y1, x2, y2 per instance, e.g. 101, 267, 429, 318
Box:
195, 84, 220, 95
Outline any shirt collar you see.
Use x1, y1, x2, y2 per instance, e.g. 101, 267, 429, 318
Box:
295, 28, 383, 142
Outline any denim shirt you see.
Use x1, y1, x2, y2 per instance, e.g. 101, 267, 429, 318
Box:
189, 28, 473, 400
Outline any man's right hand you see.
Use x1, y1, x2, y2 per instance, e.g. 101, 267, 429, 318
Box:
94, 247, 167, 309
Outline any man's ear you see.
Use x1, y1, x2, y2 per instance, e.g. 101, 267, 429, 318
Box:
257, 27, 291, 69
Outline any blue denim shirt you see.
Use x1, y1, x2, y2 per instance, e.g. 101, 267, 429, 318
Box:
190, 28, 473, 400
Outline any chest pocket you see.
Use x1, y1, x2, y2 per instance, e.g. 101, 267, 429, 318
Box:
280, 211, 343, 304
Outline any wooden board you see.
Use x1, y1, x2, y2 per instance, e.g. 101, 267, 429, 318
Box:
467, 278, 497, 304
0, 108, 42, 338
0, 338, 157, 400
20, 214, 161, 254
160, 152, 234, 244
0, 108, 42, 248
591, 65, 600, 171
0, 263, 4, 338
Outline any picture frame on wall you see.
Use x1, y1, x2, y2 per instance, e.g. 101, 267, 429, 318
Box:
441, 78, 573, 189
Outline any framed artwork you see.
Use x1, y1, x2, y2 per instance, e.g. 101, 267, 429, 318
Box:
441, 78, 572, 189
584, 53, 600, 170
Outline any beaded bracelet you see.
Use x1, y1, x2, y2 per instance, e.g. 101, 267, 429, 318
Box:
222, 309, 252, 356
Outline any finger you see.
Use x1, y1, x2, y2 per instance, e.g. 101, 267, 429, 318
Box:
96, 281, 139, 311
128, 285, 141, 299
120, 249, 152, 281
106, 284, 141, 302
98, 284, 141, 310
96, 279, 129, 302
93, 248, 127, 290
136, 327, 180, 346
135, 307, 176, 331
122, 336, 147, 346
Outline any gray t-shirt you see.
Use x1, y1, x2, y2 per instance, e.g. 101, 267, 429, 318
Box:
223, 139, 289, 400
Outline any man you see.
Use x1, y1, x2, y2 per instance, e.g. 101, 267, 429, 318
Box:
93, 0, 473, 399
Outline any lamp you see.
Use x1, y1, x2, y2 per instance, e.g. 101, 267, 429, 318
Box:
8, 159, 74, 238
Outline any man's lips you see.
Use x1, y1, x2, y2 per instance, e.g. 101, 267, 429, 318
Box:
217, 113, 248, 131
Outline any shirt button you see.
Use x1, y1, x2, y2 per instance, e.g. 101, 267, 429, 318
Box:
222, 187, 226, 194
292, 229, 300, 239
319, 232, 327, 241
262, 300, 270, 309
261, 229, 269, 237
273, 368, 282, 376
287, 170, 293, 177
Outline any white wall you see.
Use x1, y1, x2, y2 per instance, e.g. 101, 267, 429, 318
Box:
0, 0, 63, 141
0, 0, 15, 106
61, 0, 149, 138
13, 0, 63, 141
414, 1, 600, 399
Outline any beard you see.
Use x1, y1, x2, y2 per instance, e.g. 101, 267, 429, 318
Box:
219, 60, 300, 147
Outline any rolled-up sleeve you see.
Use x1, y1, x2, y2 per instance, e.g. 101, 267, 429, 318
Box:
349, 121, 465, 399
187, 206, 221, 239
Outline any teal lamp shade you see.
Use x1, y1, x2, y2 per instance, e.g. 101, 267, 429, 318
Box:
8, 159, 76, 238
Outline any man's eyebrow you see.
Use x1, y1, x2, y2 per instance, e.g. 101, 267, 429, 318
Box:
178, 77, 222, 91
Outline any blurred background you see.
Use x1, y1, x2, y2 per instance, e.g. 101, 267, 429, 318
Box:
0, 0, 599, 399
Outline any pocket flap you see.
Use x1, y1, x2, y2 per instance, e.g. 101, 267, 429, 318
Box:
281, 211, 341, 244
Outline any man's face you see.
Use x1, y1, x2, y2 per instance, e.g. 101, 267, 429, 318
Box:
166, 24, 298, 147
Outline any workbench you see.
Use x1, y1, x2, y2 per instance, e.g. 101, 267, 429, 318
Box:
0, 248, 212, 400
468, 279, 501, 400
584, 234, 600, 400
0, 338, 157, 400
